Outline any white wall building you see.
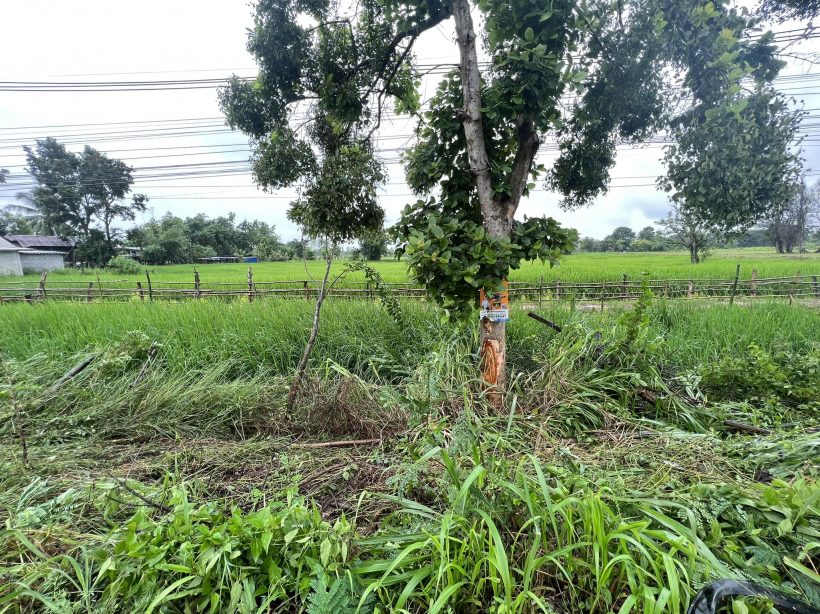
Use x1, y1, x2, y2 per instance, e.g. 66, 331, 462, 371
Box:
0, 237, 24, 276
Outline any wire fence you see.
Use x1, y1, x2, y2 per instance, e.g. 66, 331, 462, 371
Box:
0, 268, 818, 305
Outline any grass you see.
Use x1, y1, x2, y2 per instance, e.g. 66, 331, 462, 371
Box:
2, 247, 819, 286
0, 295, 817, 612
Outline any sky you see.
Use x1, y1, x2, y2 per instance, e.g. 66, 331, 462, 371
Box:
0, 0, 818, 241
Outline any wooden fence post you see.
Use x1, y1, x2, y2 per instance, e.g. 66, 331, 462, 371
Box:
600, 281, 605, 311
555, 278, 560, 301
813, 275, 819, 298
663, 280, 669, 299
303, 280, 310, 301
136, 281, 145, 301
247, 267, 255, 303
729, 264, 741, 305
146, 271, 153, 302
194, 269, 201, 298
622, 274, 627, 300
792, 271, 800, 301
751, 269, 758, 297
687, 279, 694, 298
87, 282, 93, 303
538, 275, 543, 309
37, 272, 48, 301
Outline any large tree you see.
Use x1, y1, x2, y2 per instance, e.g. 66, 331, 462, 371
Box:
766, 179, 819, 253
221, 0, 794, 399
23, 138, 147, 263
658, 203, 715, 264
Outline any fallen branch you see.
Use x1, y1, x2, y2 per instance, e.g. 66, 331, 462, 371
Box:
48, 354, 97, 393
527, 312, 563, 332
9, 383, 28, 466
109, 475, 172, 513
723, 420, 773, 436
133, 345, 158, 386
290, 438, 381, 449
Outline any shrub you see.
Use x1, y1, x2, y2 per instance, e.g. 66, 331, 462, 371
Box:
106, 255, 141, 275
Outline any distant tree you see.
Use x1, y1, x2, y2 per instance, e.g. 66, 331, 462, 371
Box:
637, 226, 657, 241
765, 179, 820, 253
578, 237, 600, 253
286, 238, 316, 261
604, 226, 636, 252
355, 228, 389, 261
0, 169, 7, 183
0, 211, 34, 235
658, 204, 714, 264
23, 138, 147, 263
630, 239, 655, 252
734, 228, 770, 248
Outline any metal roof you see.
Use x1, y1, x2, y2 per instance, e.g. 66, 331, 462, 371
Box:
4, 235, 74, 249
0, 237, 23, 251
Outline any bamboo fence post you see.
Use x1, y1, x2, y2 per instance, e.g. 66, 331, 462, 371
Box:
96, 273, 103, 299
303, 280, 310, 301
792, 270, 800, 300
555, 278, 560, 301
687, 279, 694, 298
247, 267, 255, 303
813, 275, 819, 298
37, 272, 47, 300
600, 281, 605, 311
137, 281, 144, 301
751, 269, 758, 297
663, 280, 669, 299
146, 271, 153, 302
538, 275, 543, 309
87, 282, 93, 303
194, 269, 201, 298
729, 264, 741, 305
622, 274, 627, 300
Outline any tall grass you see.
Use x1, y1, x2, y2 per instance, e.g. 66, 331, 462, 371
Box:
1, 300, 815, 374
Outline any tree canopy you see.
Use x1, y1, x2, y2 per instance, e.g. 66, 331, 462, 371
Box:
22, 138, 147, 263
220, 0, 802, 390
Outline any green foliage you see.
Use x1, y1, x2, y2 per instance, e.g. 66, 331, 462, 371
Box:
106, 255, 141, 275
23, 138, 147, 264
662, 88, 803, 235
396, 211, 572, 317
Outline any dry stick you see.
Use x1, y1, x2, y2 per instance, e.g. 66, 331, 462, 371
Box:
133, 345, 158, 386
527, 312, 563, 332
688, 279, 694, 298
247, 266, 254, 303
600, 281, 605, 311
109, 475, 172, 512
287, 254, 334, 412
729, 264, 741, 305
145, 271, 153, 301
194, 269, 201, 298
8, 380, 28, 465
137, 281, 144, 301
724, 420, 773, 436
290, 438, 381, 449
48, 354, 98, 393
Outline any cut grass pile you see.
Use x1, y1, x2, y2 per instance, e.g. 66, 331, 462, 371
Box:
0, 297, 817, 612
2, 247, 818, 286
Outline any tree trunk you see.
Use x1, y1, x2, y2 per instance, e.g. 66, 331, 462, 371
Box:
452, 0, 528, 403
287, 253, 333, 412
690, 244, 699, 264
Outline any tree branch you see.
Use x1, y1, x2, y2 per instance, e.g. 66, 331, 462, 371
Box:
504, 114, 540, 222
451, 0, 496, 229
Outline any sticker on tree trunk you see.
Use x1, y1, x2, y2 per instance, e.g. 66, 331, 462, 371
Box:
479, 282, 509, 322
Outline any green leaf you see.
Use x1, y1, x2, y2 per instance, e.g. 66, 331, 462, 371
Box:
524, 27, 535, 42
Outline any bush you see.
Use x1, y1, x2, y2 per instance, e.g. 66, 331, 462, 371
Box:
106, 255, 141, 275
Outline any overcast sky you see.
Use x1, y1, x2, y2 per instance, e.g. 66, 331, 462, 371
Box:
0, 0, 818, 241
